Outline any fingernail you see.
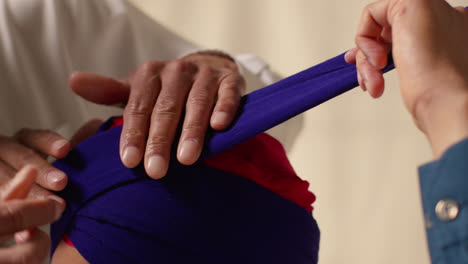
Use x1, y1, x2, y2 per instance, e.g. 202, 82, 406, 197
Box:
178, 140, 200, 164
122, 146, 140, 168
47, 196, 65, 220
53, 139, 70, 154
211, 112, 229, 126
14, 230, 31, 243
47, 171, 67, 187
147, 155, 167, 179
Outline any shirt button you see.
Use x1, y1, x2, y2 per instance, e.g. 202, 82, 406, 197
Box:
435, 199, 460, 222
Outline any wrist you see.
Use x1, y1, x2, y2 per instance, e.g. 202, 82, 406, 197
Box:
416, 91, 468, 158
182, 49, 238, 71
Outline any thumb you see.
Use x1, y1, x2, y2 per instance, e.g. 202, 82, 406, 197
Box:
69, 72, 130, 105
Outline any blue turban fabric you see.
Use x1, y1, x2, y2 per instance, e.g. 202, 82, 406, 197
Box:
51, 53, 394, 264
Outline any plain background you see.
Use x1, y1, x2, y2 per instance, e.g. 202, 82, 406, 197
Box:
128, 1, 467, 263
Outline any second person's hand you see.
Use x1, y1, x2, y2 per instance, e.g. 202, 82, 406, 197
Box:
345, 0, 468, 157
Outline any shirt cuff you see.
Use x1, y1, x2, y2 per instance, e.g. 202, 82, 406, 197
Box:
419, 137, 468, 262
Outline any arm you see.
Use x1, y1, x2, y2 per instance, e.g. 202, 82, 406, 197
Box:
0, 0, 280, 181
347, 0, 468, 262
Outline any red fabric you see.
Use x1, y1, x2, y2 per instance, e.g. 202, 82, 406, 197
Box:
204, 133, 315, 212
63, 234, 75, 247
112, 116, 315, 212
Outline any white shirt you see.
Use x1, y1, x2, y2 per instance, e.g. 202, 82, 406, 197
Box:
0, 0, 281, 139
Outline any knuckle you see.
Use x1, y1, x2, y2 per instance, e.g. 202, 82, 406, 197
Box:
139, 60, 163, 76
219, 97, 239, 110
125, 101, 153, 118
187, 93, 212, 108
221, 75, 245, 92
166, 59, 189, 73
200, 66, 216, 77
155, 98, 178, 117
145, 136, 170, 155
122, 127, 146, 144
182, 123, 204, 136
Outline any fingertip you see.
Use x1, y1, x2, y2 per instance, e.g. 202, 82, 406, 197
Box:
145, 155, 168, 179
121, 146, 142, 168
365, 73, 385, 98
46, 196, 66, 220
177, 139, 200, 165
210, 111, 231, 130
368, 85, 385, 98
345, 48, 358, 64
45, 170, 68, 191
52, 139, 71, 159
14, 229, 34, 243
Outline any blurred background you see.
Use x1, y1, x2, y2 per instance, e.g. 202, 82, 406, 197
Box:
128, 1, 467, 263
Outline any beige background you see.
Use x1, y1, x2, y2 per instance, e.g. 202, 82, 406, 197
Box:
129, 1, 467, 263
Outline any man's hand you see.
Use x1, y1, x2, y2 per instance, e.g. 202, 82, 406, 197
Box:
345, 0, 468, 157
71, 52, 245, 179
0, 166, 64, 264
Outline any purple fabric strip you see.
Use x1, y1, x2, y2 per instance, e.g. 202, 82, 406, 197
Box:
200, 52, 394, 159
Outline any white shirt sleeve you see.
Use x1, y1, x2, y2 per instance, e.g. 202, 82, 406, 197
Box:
0, 0, 293, 145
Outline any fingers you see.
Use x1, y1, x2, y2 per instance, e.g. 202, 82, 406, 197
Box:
0, 199, 63, 236
345, 48, 358, 64
356, 50, 385, 98
70, 72, 130, 105
144, 61, 195, 178
177, 68, 218, 165
14, 129, 70, 160
0, 166, 36, 201
120, 61, 165, 169
0, 137, 67, 191
353, 0, 393, 97
210, 73, 244, 130
355, 0, 391, 69
0, 162, 56, 203
70, 119, 104, 148
0, 228, 50, 264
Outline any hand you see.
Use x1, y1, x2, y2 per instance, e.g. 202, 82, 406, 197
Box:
0, 166, 64, 264
345, 0, 468, 157
0, 119, 103, 204
70, 52, 245, 178
0, 128, 70, 202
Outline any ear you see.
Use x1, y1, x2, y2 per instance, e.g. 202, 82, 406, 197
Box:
69, 72, 130, 105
